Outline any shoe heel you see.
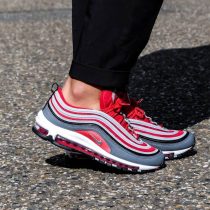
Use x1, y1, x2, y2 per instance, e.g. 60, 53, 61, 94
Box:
32, 122, 51, 141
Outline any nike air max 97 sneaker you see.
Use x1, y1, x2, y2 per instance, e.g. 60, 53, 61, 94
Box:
33, 86, 164, 172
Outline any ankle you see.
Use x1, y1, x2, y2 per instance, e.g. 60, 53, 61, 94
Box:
62, 76, 101, 110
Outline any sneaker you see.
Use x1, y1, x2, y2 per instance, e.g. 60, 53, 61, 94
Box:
32, 86, 164, 172
124, 97, 196, 160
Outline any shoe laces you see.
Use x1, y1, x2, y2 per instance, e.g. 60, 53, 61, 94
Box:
102, 97, 139, 138
120, 94, 162, 126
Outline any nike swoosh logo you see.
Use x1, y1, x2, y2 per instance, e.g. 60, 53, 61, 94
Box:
89, 133, 103, 145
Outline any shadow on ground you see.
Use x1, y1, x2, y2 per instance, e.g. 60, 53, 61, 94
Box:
45, 150, 196, 173
45, 153, 147, 174
129, 45, 210, 129
46, 153, 168, 174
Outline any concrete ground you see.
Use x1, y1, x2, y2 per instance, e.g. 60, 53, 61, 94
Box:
0, 0, 209, 209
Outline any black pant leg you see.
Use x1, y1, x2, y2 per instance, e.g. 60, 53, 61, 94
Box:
72, 0, 89, 57
70, 0, 163, 90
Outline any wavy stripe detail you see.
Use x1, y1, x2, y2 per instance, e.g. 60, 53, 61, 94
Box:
129, 120, 187, 141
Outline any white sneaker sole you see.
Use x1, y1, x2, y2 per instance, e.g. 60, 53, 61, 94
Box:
163, 147, 194, 160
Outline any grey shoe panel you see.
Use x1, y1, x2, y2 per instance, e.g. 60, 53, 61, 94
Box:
42, 105, 164, 166
141, 132, 195, 151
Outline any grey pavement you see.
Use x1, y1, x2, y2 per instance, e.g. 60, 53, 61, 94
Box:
0, 0, 71, 12
0, 0, 210, 209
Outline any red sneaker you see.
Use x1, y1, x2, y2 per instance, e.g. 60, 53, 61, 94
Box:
33, 86, 164, 172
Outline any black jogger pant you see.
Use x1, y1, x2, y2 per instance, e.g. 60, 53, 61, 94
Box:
70, 0, 163, 90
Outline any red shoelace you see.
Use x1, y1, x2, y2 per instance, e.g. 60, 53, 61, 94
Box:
101, 97, 139, 137
118, 93, 161, 126
126, 99, 153, 123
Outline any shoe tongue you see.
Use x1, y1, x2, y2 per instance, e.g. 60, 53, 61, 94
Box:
100, 90, 117, 110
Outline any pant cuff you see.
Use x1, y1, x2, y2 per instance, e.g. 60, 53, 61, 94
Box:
69, 61, 129, 90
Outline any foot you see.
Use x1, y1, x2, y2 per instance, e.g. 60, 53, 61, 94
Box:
32, 85, 164, 172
